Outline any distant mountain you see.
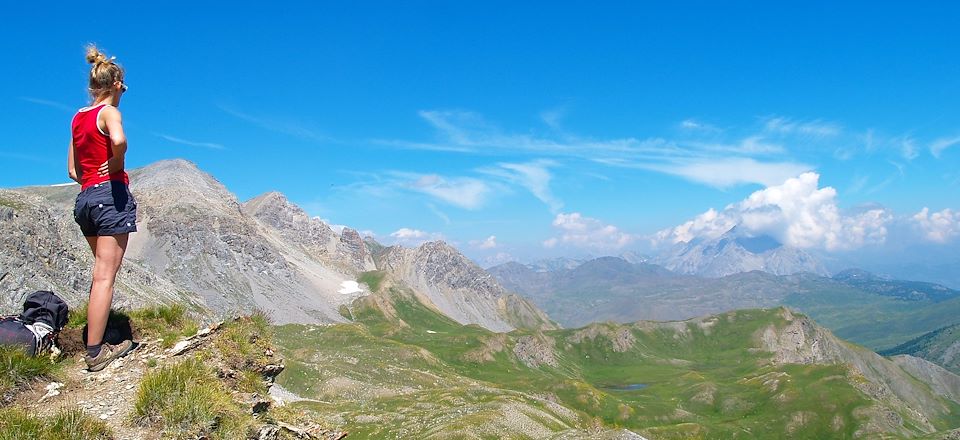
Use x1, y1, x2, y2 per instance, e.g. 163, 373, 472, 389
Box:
490, 257, 960, 350
655, 227, 829, 277
1, 159, 551, 333
833, 268, 959, 302
524, 257, 584, 272
489, 256, 798, 327
880, 323, 960, 375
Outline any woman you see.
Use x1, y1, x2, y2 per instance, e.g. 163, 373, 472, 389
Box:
67, 45, 136, 372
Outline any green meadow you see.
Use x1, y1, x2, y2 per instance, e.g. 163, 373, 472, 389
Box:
271, 285, 952, 439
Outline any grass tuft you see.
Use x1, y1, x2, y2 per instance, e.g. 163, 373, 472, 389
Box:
0, 346, 59, 396
129, 304, 198, 348
0, 407, 112, 440
134, 356, 252, 439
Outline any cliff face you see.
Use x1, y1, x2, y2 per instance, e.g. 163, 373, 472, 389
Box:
379, 241, 555, 332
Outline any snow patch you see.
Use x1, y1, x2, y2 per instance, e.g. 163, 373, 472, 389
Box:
338, 281, 363, 295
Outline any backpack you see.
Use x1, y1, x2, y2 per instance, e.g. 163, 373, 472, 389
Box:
0, 291, 69, 356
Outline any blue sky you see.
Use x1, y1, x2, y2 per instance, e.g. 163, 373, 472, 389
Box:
3, 2, 959, 266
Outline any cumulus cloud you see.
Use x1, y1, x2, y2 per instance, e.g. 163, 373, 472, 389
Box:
912, 208, 960, 243
470, 235, 498, 249
544, 212, 636, 251
657, 172, 892, 251
389, 228, 444, 247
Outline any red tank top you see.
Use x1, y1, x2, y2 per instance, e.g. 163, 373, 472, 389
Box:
71, 104, 129, 189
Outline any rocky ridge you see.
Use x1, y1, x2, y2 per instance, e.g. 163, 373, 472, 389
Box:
2, 159, 551, 334
379, 241, 555, 332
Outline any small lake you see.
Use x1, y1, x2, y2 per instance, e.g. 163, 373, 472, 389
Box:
599, 383, 648, 391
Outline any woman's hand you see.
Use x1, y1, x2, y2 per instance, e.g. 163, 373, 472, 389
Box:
97, 158, 124, 176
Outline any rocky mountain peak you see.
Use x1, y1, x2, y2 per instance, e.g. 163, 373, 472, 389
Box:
656, 227, 828, 277
131, 159, 238, 212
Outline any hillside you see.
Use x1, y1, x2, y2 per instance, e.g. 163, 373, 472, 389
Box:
880, 324, 960, 375
274, 277, 960, 438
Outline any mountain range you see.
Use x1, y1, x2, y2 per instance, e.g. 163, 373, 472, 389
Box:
0, 159, 549, 333
4, 159, 960, 437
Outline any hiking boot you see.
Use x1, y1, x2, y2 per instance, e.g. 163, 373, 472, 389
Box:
85, 340, 134, 372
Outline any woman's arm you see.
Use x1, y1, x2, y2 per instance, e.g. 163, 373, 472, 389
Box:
98, 106, 127, 176
67, 138, 80, 183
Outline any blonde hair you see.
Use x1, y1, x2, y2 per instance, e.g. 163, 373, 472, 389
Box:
85, 44, 124, 102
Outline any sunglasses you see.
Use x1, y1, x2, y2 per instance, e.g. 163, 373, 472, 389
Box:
117, 81, 128, 93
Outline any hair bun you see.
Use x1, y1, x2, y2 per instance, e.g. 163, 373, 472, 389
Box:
85, 44, 109, 65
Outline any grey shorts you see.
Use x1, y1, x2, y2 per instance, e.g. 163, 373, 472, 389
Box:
74, 181, 138, 237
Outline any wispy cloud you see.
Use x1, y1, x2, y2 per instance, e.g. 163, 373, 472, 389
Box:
679, 118, 721, 133
479, 160, 563, 212
0, 151, 51, 164
218, 104, 330, 142
375, 110, 812, 189
19, 97, 74, 112
930, 136, 960, 158
396, 172, 491, 210
617, 157, 813, 188
154, 133, 226, 150
426, 203, 451, 224
763, 117, 842, 138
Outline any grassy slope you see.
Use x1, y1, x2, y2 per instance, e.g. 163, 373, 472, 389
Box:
273, 287, 960, 439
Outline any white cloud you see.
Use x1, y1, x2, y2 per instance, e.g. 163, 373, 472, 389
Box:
403, 173, 491, 210
480, 160, 563, 212
155, 133, 226, 150
912, 208, 960, 243
19, 97, 74, 112
680, 118, 721, 133
763, 117, 841, 137
899, 136, 919, 161
637, 157, 813, 188
219, 104, 329, 142
544, 212, 636, 251
470, 235, 498, 249
656, 172, 892, 251
931, 136, 960, 158
388, 228, 444, 247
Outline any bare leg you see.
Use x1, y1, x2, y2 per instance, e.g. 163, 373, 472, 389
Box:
86, 234, 128, 347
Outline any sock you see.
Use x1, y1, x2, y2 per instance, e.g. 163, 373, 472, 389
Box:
87, 344, 103, 358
